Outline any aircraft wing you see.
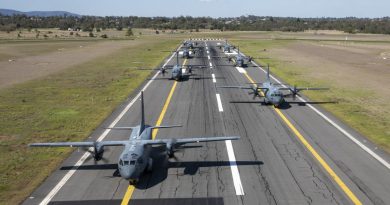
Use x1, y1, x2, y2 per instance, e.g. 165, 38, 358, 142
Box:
218, 85, 269, 91
279, 87, 329, 91
296, 87, 329, 91
218, 85, 253, 89
182, 65, 207, 68
29, 141, 128, 147
141, 136, 239, 146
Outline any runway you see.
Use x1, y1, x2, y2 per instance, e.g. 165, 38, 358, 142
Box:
24, 40, 390, 205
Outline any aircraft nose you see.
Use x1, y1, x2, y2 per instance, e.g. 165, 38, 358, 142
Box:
119, 168, 131, 180
119, 166, 136, 180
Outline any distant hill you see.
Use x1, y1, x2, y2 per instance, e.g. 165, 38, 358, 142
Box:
0, 9, 80, 17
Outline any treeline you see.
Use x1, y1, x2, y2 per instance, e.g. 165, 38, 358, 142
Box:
1, 14, 390, 34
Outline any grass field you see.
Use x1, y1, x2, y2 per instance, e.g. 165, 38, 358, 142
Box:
0, 36, 180, 204
230, 38, 390, 152
0, 29, 389, 204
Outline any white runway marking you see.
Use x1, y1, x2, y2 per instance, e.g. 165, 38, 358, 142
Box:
209, 62, 213, 67
207, 50, 210, 54
216, 94, 223, 112
212, 73, 216, 83
251, 61, 390, 170
225, 140, 245, 195
37, 47, 180, 205
235, 67, 247, 73
182, 68, 186, 73
210, 42, 245, 195
208, 55, 211, 60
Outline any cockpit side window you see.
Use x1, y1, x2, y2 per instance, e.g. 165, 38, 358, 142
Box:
124, 161, 129, 165
130, 160, 136, 165
119, 159, 123, 166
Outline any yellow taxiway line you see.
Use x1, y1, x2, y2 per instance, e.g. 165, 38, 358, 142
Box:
242, 72, 362, 205
121, 58, 187, 205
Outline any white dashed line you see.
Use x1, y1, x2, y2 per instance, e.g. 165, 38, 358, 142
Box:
212, 45, 244, 195
208, 55, 211, 60
207, 50, 210, 54
235, 67, 247, 73
225, 140, 245, 195
212, 74, 216, 83
209, 62, 213, 67
216, 94, 223, 112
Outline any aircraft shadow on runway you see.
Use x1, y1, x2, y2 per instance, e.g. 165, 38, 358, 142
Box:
148, 74, 225, 82
60, 145, 263, 189
230, 100, 338, 110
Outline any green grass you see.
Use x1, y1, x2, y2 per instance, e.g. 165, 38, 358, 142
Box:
231, 39, 390, 153
0, 37, 180, 204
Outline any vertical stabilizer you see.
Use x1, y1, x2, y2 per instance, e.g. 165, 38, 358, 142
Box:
176, 51, 179, 65
140, 91, 145, 132
266, 64, 270, 82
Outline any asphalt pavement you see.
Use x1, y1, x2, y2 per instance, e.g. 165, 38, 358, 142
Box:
23, 40, 390, 205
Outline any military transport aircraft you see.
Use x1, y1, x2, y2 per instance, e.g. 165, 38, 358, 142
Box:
183, 39, 198, 49
219, 65, 329, 107
161, 51, 205, 81
29, 92, 239, 184
217, 40, 235, 53
231, 47, 254, 67
181, 47, 192, 59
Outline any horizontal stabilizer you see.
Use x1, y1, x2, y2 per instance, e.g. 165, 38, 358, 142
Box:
150, 125, 182, 129
29, 141, 127, 147
105, 127, 136, 130
142, 136, 240, 146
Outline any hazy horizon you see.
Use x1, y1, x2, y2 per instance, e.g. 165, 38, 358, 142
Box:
1, 0, 389, 18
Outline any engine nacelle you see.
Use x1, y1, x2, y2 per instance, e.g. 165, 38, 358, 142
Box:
93, 143, 104, 161
166, 143, 174, 157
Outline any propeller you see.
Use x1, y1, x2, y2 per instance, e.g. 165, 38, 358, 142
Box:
82, 142, 109, 164
248, 85, 261, 99
166, 139, 185, 161
290, 85, 300, 100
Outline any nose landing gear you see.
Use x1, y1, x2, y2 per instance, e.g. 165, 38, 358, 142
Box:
129, 179, 139, 185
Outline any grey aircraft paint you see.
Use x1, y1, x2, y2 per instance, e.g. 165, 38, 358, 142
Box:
29, 92, 239, 184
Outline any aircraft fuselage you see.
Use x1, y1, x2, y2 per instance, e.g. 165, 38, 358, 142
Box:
263, 82, 284, 107
118, 126, 153, 183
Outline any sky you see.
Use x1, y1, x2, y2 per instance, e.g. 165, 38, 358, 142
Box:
1, 0, 389, 18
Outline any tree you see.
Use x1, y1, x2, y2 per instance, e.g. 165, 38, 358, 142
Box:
89, 32, 94, 37
126, 28, 133, 36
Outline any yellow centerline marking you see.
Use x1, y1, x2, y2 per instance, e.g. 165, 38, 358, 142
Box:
120, 186, 135, 205
152, 81, 178, 139
121, 58, 187, 205
243, 72, 362, 205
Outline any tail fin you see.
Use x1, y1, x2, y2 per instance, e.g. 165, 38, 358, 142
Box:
140, 91, 145, 132
176, 51, 179, 65
266, 64, 270, 82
